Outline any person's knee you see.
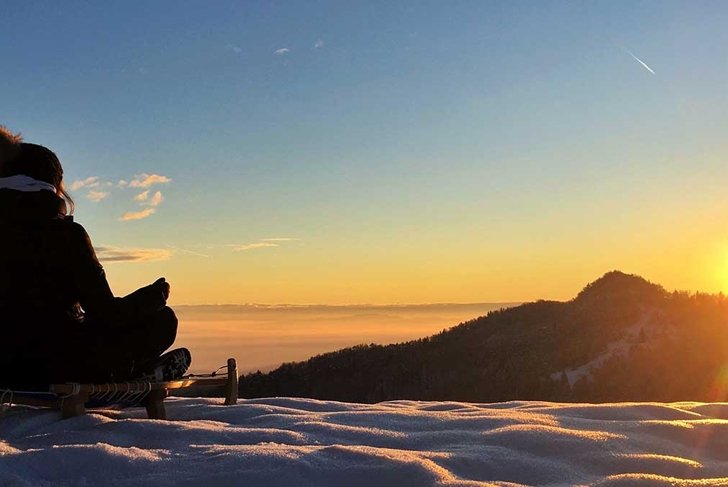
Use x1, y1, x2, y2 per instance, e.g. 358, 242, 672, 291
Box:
155, 306, 178, 351
158, 306, 178, 326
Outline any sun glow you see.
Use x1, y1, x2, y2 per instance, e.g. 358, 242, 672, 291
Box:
720, 248, 728, 294
709, 364, 728, 402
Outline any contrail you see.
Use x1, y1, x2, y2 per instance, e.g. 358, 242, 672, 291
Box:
624, 48, 655, 75
167, 245, 210, 258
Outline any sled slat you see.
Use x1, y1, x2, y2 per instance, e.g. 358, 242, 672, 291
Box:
5, 357, 239, 420
49, 377, 228, 396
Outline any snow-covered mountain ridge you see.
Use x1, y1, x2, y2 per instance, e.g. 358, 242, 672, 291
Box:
239, 272, 728, 403
549, 308, 676, 388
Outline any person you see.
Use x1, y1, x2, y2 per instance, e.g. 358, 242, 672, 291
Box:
0, 128, 190, 388
0, 125, 21, 167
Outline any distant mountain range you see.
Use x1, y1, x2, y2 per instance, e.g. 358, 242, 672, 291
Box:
238, 271, 728, 402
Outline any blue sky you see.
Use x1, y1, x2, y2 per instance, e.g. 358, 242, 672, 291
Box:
2, 1, 728, 303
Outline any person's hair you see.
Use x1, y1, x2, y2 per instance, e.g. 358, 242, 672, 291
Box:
0, 125, 22, 168
0, 143, 75, 214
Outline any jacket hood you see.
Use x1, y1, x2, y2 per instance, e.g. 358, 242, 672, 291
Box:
0, 188, 67, 221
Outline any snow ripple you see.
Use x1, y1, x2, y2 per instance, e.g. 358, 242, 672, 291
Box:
1, 398, 727, 486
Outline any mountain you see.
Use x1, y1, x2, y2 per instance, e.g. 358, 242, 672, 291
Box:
238, 271, 728, 403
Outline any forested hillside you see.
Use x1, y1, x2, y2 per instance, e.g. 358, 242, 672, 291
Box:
239, 271, 728, 402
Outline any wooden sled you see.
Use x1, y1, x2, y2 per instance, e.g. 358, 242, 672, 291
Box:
2, 358, 238, 420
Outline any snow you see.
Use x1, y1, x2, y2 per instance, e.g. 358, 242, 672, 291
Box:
550, 310, 676, 388
1, 398, 727, 486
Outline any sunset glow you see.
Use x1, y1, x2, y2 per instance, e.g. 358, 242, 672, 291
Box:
3, 2, 728, 305
3, 6, 728, 485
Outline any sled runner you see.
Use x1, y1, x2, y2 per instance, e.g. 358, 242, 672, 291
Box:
1, 358, 238, 420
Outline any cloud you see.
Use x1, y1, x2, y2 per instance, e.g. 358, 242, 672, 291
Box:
167, 246, 210, 258
70, 177, 111, 201
129, 173, 171, 188
274, 48, 290, 56
314, 40, 324, 49
123, 179, 168, 220
70, 177, 100, 191
134, 190, 163, 206
229, 242, 279, 251
66, 173, 170, 220
86, 190, 109, 202
226, 237, 299, 251
95, 246, 172, 263
120, 208, 156, 221
226, 44, 243, 54
148, 190, 164, 207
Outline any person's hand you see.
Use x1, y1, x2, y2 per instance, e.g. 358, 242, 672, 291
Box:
153, 277, 170, 301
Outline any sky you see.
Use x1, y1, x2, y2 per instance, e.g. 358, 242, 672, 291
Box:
2, 1, 728, 304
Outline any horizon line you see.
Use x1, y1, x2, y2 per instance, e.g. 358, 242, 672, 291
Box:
173, 301, 524, 308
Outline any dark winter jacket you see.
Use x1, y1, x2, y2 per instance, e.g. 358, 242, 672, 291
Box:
0, 187, 167, 364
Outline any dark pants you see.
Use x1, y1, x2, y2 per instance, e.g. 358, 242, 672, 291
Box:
2, 307, 178, 387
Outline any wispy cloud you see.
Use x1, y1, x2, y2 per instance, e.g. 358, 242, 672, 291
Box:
129, 173, 172, 188
274, 48, 290, 56
122, 175, 169, 220
68, 173, 170, 221
167, 245, 210, 258
227, 237, 300, 251
86, 190, 109, 202
95, 246, 172, 263
314, 40, 324, 49
229, 242, 279, 251
120, 208, 156, 221
226, 44, 243, 54
148, 190, 164, 207
133, 189, 163, 207
623, 48, 655, 75
70, 176, 100, 191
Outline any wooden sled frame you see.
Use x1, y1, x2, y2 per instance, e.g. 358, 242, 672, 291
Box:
5, 358, 238, 420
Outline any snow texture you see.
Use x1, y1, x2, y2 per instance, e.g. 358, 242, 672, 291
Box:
1, 398, 727, 486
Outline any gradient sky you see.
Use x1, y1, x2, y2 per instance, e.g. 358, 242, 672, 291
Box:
2, 1, 728, 304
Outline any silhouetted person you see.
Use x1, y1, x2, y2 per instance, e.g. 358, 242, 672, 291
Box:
0, 126, 21, 167
0, 131, 190, 387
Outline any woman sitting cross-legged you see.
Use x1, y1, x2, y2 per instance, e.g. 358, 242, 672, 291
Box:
0, 130, 190, 388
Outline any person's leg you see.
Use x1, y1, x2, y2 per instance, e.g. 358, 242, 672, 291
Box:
123, 306, 179, 374
48, 307, 179, 383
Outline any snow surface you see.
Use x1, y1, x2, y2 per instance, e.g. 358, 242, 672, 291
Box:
1, 398, 727, 486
